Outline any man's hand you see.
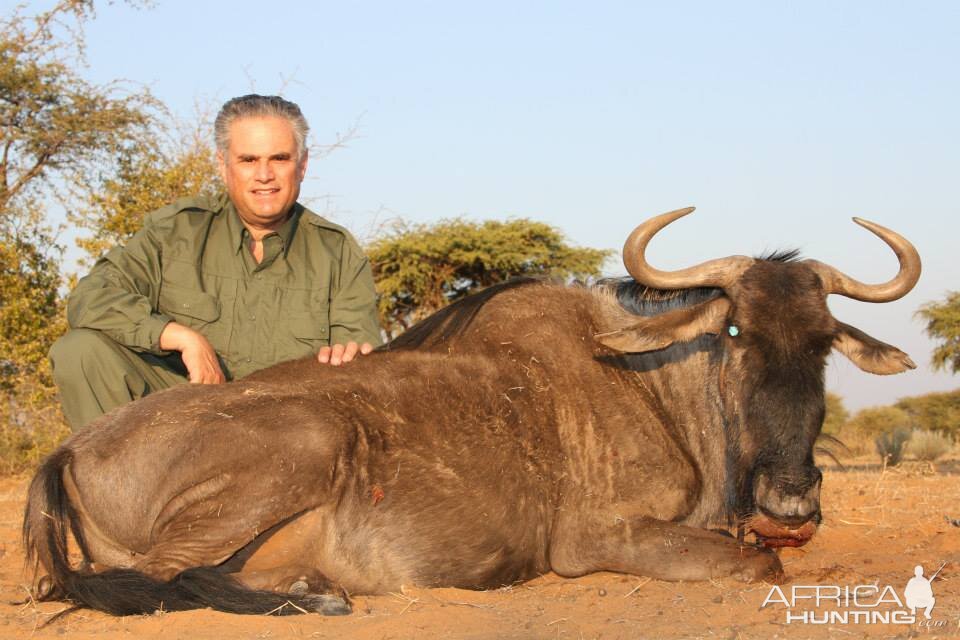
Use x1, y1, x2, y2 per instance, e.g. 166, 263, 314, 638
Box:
317, 341, 373, 366
159, 322, 226, 384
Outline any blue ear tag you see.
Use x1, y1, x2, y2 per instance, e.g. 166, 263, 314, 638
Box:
727, 325, 740, 337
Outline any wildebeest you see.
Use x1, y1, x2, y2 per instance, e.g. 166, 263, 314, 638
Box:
23, 207, 920, 616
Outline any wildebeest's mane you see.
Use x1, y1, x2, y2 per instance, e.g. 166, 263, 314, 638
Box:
595, 278, 725, 374
600, 278, 725, 318
380, 278, 541, 351
755, 248, 802, 263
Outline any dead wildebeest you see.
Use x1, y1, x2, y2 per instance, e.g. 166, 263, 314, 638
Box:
23, 207, 920, 616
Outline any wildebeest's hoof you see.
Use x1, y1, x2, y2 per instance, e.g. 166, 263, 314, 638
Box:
35, 575, 56, 600
289, 580, 309, 596
730, 547, 784, 584
303, 593, 352, 616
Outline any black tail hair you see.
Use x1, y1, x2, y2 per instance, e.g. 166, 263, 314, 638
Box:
51, 566, 342, 616
22, 448, 346, 616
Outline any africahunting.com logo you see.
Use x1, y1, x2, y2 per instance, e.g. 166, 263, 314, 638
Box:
760, 562, 947, 627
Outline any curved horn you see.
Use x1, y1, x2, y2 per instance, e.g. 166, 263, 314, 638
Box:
805, 217, 921, 302
623, 207, 754, 290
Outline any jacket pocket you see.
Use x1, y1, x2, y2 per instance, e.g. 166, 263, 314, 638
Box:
271, 289, 330, 362
289, 315, 329, 340
158, 284, 222, 325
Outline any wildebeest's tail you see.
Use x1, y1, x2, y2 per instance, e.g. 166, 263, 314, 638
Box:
22, 448, 349, 616
23, 448, 79, 600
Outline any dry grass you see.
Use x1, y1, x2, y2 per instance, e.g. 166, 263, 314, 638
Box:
907, 429, 954, 461
825, 427, 958, 469
821, 430, 873, 458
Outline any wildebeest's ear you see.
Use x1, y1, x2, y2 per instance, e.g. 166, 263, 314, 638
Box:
595, 297, 731, 353
833, 321, 917, 375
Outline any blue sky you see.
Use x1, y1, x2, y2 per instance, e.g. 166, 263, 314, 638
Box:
13, 0, 960, 410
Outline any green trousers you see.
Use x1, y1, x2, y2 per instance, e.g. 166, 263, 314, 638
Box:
49, 329, 189, 430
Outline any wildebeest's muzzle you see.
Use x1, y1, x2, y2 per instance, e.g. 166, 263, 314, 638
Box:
748, 466, 822, 548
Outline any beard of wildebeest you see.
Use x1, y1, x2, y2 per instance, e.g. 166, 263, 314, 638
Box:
719, 261, 835, 545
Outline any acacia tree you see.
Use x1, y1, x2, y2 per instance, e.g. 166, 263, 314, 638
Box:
0, 0, 156, 374
917, 291, 960, 374
0, 0, 157, 471
0, 1, 154, 216
367, 218, 612, 336
896, 390, 960, 436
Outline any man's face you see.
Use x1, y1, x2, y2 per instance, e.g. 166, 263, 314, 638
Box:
218, 116, 308, 232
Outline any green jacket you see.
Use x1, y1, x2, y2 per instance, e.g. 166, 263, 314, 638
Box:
67, 195, 382, 380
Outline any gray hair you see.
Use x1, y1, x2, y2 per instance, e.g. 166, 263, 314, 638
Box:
214, 94, 310, 160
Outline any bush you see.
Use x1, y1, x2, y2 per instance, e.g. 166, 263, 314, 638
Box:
907, 429, 953, 462
848, 406, 911, 436
895, 390, 960, 437
0, 381, 69, 475
875, 428, 912, 466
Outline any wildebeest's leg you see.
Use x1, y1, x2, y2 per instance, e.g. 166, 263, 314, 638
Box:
26, 448, 351, 617
95, 501, 354, 616
226, 567, 351, 615
215, 507, 351, 614
550, 515, 783, 583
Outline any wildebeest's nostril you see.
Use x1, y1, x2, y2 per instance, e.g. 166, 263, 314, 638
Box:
754, 472, 821, 526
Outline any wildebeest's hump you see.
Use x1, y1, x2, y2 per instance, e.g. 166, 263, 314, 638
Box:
383, 278, 542, 351
381, 278, 598, 356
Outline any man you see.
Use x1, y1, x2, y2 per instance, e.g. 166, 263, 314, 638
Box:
49, 94, 382, 430
904, 564, 937, 620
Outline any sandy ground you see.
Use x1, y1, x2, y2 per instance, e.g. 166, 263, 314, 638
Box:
0, 463, 958, 639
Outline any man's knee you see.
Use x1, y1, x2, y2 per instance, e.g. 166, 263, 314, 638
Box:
50, 330, 153, 430
49, 329, 126, 383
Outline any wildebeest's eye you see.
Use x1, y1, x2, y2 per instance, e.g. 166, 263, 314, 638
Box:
727, 325, 741, 337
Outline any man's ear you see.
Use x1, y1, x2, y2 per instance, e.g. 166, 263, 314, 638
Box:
298, 149, 309, 181
595, 296, 731, 353
833, 321, 917, 375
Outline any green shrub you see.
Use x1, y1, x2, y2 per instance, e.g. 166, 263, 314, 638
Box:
875, 428, 912, 466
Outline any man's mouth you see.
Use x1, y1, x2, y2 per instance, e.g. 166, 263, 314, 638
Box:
252, 188, 280, 196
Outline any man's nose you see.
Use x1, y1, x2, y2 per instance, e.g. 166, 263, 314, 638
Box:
254, 160, 274, 182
